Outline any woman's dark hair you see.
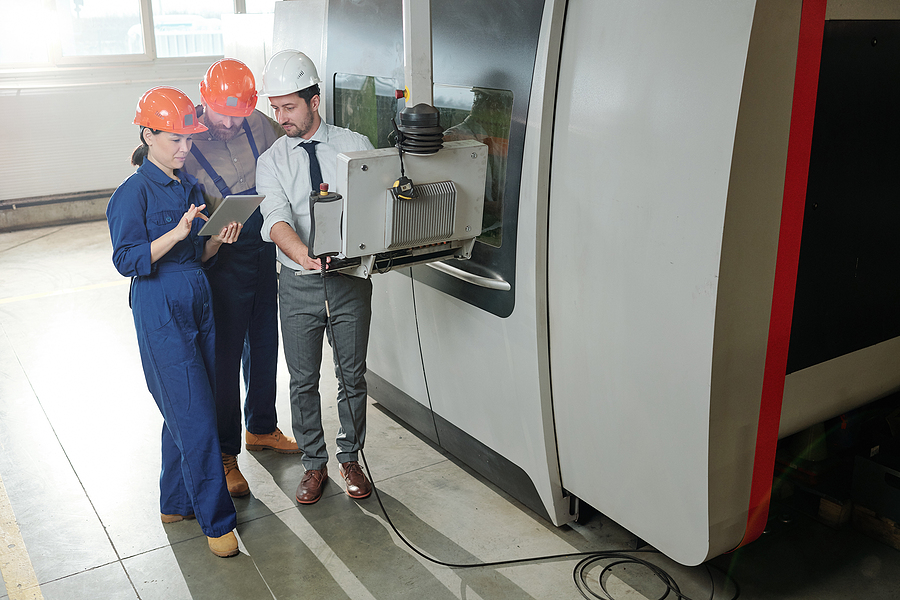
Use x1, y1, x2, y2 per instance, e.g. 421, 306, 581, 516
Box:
131, 127, 162, 166
297, 84, 320, 105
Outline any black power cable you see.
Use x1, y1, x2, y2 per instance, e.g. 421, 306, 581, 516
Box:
571, 553, 739, 600
318, 250, 739, 600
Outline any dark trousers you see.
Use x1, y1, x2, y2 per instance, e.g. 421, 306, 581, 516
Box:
207, 241, 279, 456
278, 270, 372, 470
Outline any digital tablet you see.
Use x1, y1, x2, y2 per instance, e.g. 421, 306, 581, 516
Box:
198, 194, 265, 236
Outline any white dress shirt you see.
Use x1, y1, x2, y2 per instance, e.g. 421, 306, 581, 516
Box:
257, 122, 374, 271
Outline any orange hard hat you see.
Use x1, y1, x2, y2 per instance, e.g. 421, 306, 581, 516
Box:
134, 86, 207, 134
200, 58, 258, 117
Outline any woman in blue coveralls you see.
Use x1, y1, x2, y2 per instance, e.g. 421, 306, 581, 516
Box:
106, 86, 243, 558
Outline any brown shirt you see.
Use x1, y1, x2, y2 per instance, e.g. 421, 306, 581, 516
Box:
183, 109, 284, 212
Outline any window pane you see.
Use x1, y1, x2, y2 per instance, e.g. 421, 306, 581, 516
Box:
333, 74, 403, 150
246, 0, 277, 14
436, 85, 513, 248
55, 0, 143, 57
0, 4, 53, 64
152, 0, 232, 58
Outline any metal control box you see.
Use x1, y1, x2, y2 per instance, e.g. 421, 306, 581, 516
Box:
327, 140, 487, 278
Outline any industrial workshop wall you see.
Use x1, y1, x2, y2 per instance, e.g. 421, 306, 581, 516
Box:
0, 12, 274, 230
0, 69, 203, 202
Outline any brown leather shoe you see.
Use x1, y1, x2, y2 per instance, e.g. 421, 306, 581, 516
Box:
160, 513, 195, 524
339, 461, 371, 499
295, 466, 328, 504
222, 453, 250, 497
207, 531, 239, 558
245, 428, 301, 454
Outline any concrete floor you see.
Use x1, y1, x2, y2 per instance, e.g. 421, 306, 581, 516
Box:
1, 220, 899, 600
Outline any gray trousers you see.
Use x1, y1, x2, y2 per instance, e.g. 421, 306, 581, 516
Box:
278, 269, 372, 470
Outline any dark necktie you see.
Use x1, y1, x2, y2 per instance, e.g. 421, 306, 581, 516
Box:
301, 141, 323, 192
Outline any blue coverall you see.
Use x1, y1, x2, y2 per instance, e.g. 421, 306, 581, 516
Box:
106, 160, 237, 538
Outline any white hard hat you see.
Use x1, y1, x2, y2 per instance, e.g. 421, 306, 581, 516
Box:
259, 50, 321, 97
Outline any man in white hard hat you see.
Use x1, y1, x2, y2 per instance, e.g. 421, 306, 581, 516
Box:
182, 58, 299, 501
256, 50, 376, 505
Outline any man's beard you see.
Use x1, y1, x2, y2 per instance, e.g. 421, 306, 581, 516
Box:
284, 113, 314, 138
208, 121, 241, 142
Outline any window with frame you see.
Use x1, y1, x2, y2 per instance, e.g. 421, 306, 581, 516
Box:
151, 0, 233, 58
0, 0, 277, 65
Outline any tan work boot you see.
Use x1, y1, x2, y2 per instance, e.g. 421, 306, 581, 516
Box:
222, 453, 249, 497
245, 428, 301, 454
207, 531, 239, 558
160, 513, 195, 524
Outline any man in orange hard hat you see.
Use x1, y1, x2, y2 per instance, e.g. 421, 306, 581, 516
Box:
183, 58, 298, 499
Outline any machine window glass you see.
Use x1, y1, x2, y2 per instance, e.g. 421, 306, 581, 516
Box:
333, 73, 404, 149
435, 85, 513, 248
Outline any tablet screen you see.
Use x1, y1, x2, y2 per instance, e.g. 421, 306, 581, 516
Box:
198, 194, 265, 236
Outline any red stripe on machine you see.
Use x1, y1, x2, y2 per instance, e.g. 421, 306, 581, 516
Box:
739, 0, 827, 549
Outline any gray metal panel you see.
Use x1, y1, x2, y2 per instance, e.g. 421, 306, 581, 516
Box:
708, 0, 802, 558
368, 371, 551, 521
328, 0, 572, 525
409, 0, 571, 526
549, 0, 760, 565
325, 0, 405, 116
272, 1, 328, 74
410, 0, 545, 318
386, 182, 456, 248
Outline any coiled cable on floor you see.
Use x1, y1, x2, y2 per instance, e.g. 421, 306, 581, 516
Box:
571, 553, 739, 600
320, 265, 739, 599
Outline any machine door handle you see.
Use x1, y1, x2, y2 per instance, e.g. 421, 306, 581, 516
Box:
426, 261, 512, 291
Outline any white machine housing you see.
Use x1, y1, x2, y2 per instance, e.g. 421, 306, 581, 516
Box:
272, 0, 900, 567
318, 140, 487, 279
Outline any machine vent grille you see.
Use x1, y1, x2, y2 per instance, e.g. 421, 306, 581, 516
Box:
386, 181, 456, 248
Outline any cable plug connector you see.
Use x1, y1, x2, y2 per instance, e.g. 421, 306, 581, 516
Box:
393, 176, 417, 200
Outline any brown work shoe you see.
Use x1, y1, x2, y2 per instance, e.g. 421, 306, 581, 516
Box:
207, 531, 239, 558
246, 428, 301, 454
339, 461, 371, 499
160, 513, 195, 524
222, 453, 250, 497
295, 466, 328, 504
